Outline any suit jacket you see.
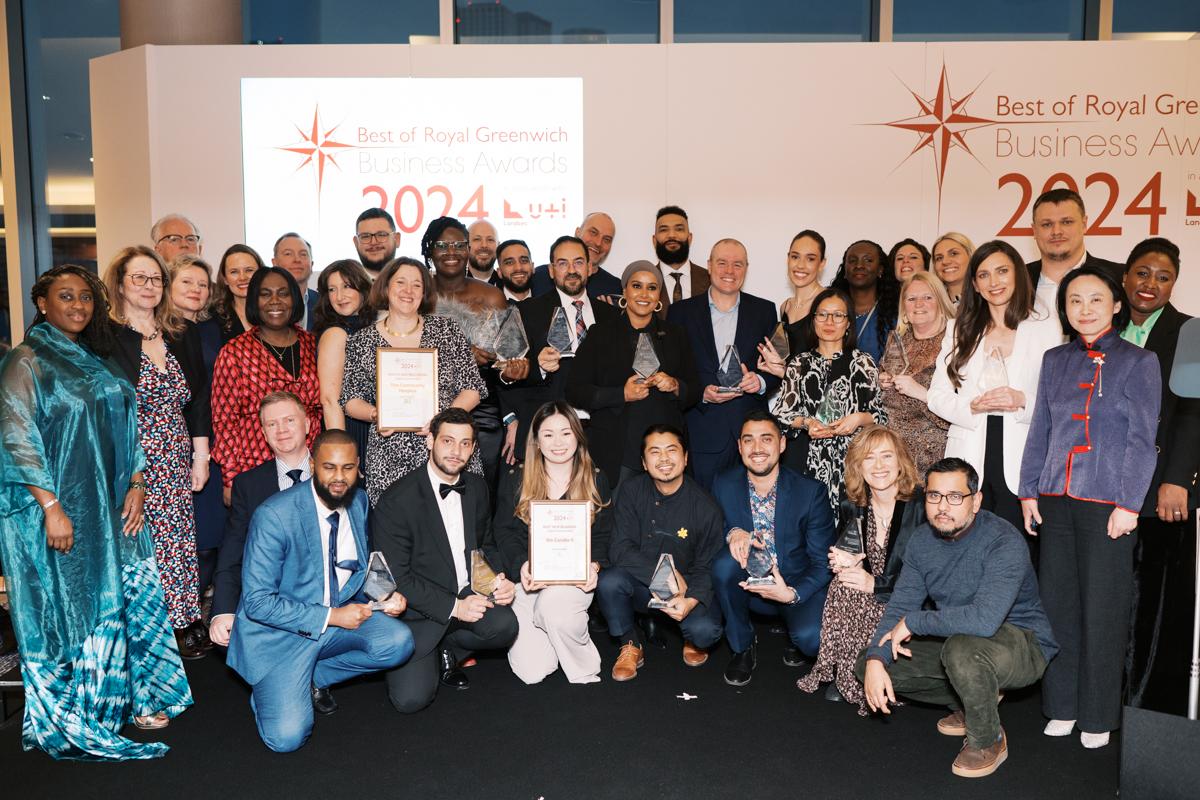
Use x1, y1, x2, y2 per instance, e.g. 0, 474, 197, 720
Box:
712, 465, 835, 604
304, 288, 320, 331
667, 291, 779, 455
372, 468, 504, 659
111, 319, 211, 438
211, 458, 283, 617
226, 482, 370, 686
837, 488, 927, 602
530, 264, 624, 302
1026, 252, 1124, 290
1139, 303, 1200, 513
658, 262, 711, 317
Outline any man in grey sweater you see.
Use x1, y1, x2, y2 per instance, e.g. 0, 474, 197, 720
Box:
855, 457, 1058, 779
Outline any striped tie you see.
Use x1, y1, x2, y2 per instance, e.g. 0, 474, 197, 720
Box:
573, 300, 587, 344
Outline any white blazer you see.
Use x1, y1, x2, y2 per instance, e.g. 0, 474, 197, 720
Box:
927, 305, 1063, 494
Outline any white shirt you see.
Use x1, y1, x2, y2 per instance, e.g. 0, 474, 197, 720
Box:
659, 262, 692, 302
274, 451, 312, 491
1035, 250, 1088, 312
312, 484, 358, 630
503, 287, 529, 304
428, 463, 469, 592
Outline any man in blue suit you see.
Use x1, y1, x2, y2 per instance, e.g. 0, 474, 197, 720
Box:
272, 231, 320, 330
667, 238, 779, 490
226, 430, 414, 752
711, 410, 836, 686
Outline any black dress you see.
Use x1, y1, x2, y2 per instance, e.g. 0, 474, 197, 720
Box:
317, 316, 371, 469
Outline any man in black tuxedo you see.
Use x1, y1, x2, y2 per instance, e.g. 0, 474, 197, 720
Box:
514, 235, 619, 455
1026, 188, 1123, 311
496, 239, 534, 305
654, 205, 711, 317
208, 391, 313, 646
374, 408, 518, 713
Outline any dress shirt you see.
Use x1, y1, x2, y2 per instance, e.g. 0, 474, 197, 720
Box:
312, 484, 358, 630
503, 287, 530, 305
556, 288, 595, 351
428, 463, 469, 591
274, 451, 312, 491
660, 263, 692, 302
1035, 251, 1088, 311
1121, 307, 1164, 348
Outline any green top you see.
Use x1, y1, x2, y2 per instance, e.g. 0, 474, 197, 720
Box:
1121, 306, 1165, 348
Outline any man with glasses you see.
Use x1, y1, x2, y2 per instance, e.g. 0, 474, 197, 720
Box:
352, 207, 401, 279
856, 457, 1057, 779
152, 213, 202, 263
531, 212, 622, 301
272, 232, 319, 330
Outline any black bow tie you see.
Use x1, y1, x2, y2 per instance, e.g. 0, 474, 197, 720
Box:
439, 482, 466, 499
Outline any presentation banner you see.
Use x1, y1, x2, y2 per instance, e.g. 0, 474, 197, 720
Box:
240, 77, 583, 266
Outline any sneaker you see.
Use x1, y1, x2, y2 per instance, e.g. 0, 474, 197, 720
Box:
681, 640, 708, 667
938, 709, 967, 737
951, 728, 1008, 778
723, 643, 757, 687
1044, 719, 1076, 737
612, 641, 644, 682
1080, 731, 1110, 749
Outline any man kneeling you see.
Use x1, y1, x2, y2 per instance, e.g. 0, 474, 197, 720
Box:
856, 458, 1058, 778
227, 430, 414, 752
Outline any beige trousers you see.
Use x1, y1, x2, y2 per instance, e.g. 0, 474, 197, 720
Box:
507, 584, 600, 684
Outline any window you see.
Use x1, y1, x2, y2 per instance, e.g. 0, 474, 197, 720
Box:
1113, 0, 1200, 36
455, 0, 659, 44
675, 0, 871, 43
894, 0, 1086, 41
246, 0, 439, 45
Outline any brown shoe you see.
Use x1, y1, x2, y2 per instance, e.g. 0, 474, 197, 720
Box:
612, 641, 644, 682
952, 728, 1008, 778
938, 709, 967, 737
682, 640, 708, 667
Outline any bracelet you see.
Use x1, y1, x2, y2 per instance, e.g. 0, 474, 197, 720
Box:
192, 454, 210, 462
129, 480, 147, 491
41, 497, 59, 511
787, 587, 801, 606
502, 412, 517, 426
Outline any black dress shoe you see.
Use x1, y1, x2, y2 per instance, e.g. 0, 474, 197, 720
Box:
587, 606, 608, 634
311, 684, 338, 716
439, 649, 469, 690
723, 642, 757, 687
824, 682, 845, 702
782, 644, 811, 668
174, 627, 206, 661
189, 620, 215, 653
639, 615, 668, 649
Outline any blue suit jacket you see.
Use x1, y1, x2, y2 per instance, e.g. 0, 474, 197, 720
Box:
304, 289, 320, 331
711, 465, 835, 604
667, 291, 780, 454
226, 481, 370, 686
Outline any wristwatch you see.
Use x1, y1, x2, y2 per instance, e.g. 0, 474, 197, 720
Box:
787, 587, 801, 605
502, 412, 517, 427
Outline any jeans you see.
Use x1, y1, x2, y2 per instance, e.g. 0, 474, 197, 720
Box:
711, 550, 825, 655
595, 565, 723, 648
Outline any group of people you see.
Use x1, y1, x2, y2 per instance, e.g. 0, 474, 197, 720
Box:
0, 189, 1194, 781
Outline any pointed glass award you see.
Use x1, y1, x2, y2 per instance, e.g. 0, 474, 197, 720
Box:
979, 346, 1009, 391
834, 510, 864, 555
472, 308, 503, 351
470, 549, 499, 599
647, 553, 683, 608
769, 322, 791, 363
632, 332, 661, 382
491, 307, 530, 369
744, 535, 776, 587
547, 306, 575, 357
715, 344, 745, 394
814, 391, 842, 425
364, 551, 398, 611
883, 329, 909, 376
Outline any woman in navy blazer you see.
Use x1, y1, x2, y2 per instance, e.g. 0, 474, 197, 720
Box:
1018, 265, 1160, 750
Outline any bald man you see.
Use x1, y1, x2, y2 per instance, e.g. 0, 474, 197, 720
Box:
531, 212, 623, 301
467, 220, 501, 286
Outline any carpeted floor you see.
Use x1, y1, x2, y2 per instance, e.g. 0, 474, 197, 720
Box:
1, 623, 1120, 800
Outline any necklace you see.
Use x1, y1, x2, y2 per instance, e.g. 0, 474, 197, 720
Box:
128, 322, 161, 342
383, 315, 422, 338
258, 332, 298, 376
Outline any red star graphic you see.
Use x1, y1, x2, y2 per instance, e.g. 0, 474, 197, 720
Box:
276, 105, 356, 204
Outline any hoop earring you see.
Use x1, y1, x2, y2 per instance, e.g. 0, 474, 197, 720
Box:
654, 301, 663, 313
617, 296, 628, 309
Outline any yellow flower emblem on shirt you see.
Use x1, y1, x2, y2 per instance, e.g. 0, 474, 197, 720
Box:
677, 528, 688, 539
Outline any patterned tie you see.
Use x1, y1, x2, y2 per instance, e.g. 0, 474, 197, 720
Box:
671, 272, 683, 304
286, 469, 303, 486
573, 300, 587, 345
327, 512, 342, 607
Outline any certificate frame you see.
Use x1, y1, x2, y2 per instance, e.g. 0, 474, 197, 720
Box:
376, 348, 438, 432
528, 500, 592, 584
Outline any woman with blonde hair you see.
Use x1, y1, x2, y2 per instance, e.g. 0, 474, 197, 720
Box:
797, 425, 926, 710
492, 401, 613, 684
167, 254, 212, 323
932, 232, 974, 306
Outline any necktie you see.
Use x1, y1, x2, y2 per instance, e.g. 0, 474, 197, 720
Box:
286, 469, 303, 486
671, 272, 683, 304
440, 482, 465, 499
326, 512, 341, 607
573, 299, 587, 345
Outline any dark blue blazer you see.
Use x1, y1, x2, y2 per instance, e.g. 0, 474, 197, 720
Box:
531, 263, 623, 302
304, 288, 320, 331
712, 465, 835, 604
667, 291, 780, 454
211, 458, 282, 618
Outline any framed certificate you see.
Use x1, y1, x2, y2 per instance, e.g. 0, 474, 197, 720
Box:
376, 348, 438, 432
528, 500, 592, 584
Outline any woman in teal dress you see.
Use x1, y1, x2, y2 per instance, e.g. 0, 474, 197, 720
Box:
0, 265, 192, 760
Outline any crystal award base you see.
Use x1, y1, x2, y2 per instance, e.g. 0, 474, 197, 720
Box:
834, 512, 864, 555
632, 332, 661, 383
363, 551, 398, 610
546, 306, 575, 357
744, 542, 776, 587
715, 344, 745, 394
647, 553, 682, 609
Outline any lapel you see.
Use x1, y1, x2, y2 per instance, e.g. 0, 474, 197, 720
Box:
733, 292, 756, 358
342, 491, 369, 599
294, 484, 323, 593
692, 294, 720, 370
771, 469, 790, 545
1144, 304, 1185, 356
691, 263, 711, 296
463, 478, 479, 553
417, 471, 457, 572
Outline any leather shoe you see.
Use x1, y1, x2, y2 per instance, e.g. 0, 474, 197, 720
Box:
311, 684, 338, 716
639, 615, 668, 649
723, 642, 757, 687
439, 649, 469, 690
782, 644, 810, 668
681, 640, 708, 667
938, 709, 967, 736
587, 606, 608, 634
174, 627, 206, 661
823, 682, 844, 702
612, 641, 644, 681
951, 728, 1007, 778
189, 620, 215, 653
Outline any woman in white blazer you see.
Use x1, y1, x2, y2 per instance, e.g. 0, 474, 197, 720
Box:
927, 240, 1062, 531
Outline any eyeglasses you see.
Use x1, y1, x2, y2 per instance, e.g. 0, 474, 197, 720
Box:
356, 232, 394, 244
156, 234, 200, 246
553, 258, 588, 271
926, 491, 972, 506
127, 274, 165, 288
432, 241, 469, 253
814, 311, 848, 322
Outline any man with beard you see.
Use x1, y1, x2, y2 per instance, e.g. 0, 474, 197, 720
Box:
711, 410, 835, 687
494, 239, 536, 465
226, 430, 414, 752
531, 212, 623, 300
353, 207, 401, 279
496, 239, 534, 304
467, 220, 501, 285
272, 232, 319, 329
374, 409, 518, 711
1026, 188, 1123, 313
598, 425, 725, 681
857, 458, 1057, 778
654, 205, 710, 316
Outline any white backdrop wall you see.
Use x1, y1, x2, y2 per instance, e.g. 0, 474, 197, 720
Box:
91, 41, 1200, 313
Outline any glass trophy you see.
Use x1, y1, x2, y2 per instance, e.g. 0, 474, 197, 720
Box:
363, 551, 398, 611
744, 535, 776, 587
632, 333, 661, 382
768, 322, 791, 363
883, 329, 909, 376
490, 308, 530, 369
979, 347, 1009, 391
647, 553, 683, 609
834, 510, 864, 555
716, 344, 745, 394
546, 306, 575, 357
470, 549, 499, 599
814, 390, 842, 426
472, 308, 503, 351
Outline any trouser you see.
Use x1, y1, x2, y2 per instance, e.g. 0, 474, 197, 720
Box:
1038, 495, 1136, 732
385, 605, 518, 714
595, 565, 723, 649
197, 548, 218, 600
983, 415, 1036, 569
712, 550, 825, 655
473, 399, 504, 505
250, 613, 413, 753
854, 624, 1048, 749
508, 584, 599, 684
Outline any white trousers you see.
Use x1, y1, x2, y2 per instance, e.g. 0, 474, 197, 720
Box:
507, 584, 600, 684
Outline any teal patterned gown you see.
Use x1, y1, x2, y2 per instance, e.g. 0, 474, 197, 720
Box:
0, 323, 192, 760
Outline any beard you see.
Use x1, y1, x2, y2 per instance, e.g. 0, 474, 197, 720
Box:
469, 253, 496, 274
358, 246, 396, 275
499, 272, 530, 294
745, 457, 778, 478
655, 238, 690, 266
931, 516, 973, 540
314, 477, 353, 509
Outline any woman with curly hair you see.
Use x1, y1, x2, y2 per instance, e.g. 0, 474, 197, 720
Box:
831, 239, 898, 363
313, 258, 375, 460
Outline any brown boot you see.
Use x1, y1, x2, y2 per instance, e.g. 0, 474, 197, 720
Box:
612, 641, 644, 682
938, 709, 966, 736
681, 640, 708, 667
952, 728, 1008, 778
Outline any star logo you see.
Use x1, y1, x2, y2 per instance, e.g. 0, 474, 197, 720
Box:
874, 63, 1002, 220
275, 105, 357, 214
677, 528, 688, 539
